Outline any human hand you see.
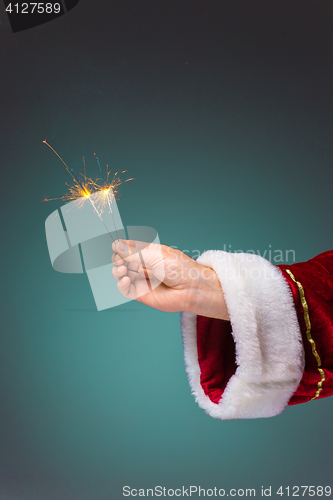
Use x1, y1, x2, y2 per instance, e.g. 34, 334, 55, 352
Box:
111, 240, 230, 320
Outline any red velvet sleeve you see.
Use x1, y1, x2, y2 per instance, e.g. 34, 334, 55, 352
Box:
196, 250, 333, 408
279, 250, 333, 405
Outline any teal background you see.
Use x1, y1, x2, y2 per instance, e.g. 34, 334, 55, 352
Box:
0, 1, 333, 499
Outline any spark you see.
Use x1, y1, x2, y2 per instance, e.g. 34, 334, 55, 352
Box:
94, 152, 114, 212
43, 141, 135, 252
43, 140, 139, 274
43, 140, 75, 181
43, 141, 134, 214
70, 168, 102, 221
70, 167, 117, 242
94, 152, 122, 240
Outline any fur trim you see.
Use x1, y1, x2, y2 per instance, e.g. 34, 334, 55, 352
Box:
181, 251, 305, 419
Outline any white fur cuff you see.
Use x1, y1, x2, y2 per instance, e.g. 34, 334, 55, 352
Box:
181, 251, 305, 419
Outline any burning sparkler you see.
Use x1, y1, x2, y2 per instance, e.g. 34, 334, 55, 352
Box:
43, 140, 133, 206
43, 140, 134, 239
43, 140, 141, 275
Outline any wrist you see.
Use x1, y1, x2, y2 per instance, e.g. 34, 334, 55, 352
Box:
187, 265, 230, 321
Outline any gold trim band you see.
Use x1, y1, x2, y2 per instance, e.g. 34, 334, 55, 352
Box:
285, 269, 325, 400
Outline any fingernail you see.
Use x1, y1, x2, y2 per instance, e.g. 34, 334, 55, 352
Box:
116, 239, 127, 253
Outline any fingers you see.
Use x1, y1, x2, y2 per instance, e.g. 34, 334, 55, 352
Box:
117, 275, 135, 299
112, 239, 164, 272
120, 240, 149, 251
115, 270, 151, 301
112, 264, 128, 280
111, 239, 165, 300
112, 261, 140, 282
112, 239, 147, 264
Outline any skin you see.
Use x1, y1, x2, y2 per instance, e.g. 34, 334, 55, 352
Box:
111, 240, 230, 321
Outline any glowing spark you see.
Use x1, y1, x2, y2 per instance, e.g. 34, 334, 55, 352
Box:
43, 140, 134, 235
104, 188, 113, 214
94, 154, 115, 209
43, 139, 75, 181
43, 141, 134, 205
95, 153, 113, 209
71, 167, 116, 241
43, 140, 139, 273
94, 152, 120, 240
70, 168, 98, 216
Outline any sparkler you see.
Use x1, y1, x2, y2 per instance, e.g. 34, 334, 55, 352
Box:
43, 140, 120, 241
43, 140, 139, 273
43, 140, 133, 213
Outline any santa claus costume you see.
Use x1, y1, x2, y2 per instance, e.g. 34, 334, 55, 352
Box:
181, 250, 333, 419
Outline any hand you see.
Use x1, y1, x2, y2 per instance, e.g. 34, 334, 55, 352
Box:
112, 240, 230, 320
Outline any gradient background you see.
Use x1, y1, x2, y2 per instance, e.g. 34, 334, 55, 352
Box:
0, 1, 333, 499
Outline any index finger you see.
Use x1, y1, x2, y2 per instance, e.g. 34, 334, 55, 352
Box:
112, 239, 149, 255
